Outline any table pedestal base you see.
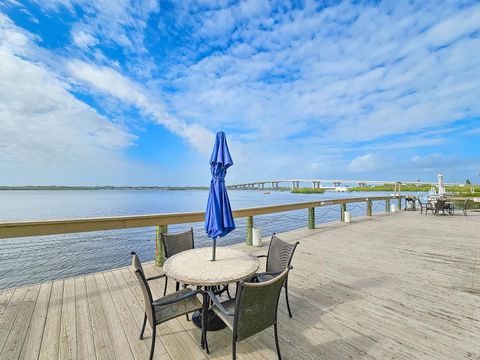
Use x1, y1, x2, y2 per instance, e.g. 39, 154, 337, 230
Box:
192, 310, 226, 331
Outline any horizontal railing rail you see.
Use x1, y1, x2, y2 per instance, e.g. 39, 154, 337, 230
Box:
0, 195, 403, 239
0, 195, 405, 266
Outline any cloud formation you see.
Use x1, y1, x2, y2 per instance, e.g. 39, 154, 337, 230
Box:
1, 1, 480, 184
0, 14, 135, 184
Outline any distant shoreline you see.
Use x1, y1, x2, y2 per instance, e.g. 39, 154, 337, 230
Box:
0, 186, 210, 191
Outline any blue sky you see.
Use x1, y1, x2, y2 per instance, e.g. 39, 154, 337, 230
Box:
0, 0, 479, 186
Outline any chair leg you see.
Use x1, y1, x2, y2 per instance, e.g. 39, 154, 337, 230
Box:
226, 284, 232, 299
285, 281, 293, 318
175, 281, 180, 292
139, 313, 147, 340
149, 327, 156, 360
232, 338, 236, 360
274, 322, 282, 360
202, 294, 209, 354
163, 276, 168, 296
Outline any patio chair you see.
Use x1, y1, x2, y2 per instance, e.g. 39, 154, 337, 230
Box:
131, 252, 203, 360
160, 228, 195, 295
256, 234, 299, 318
433, 200, 446, 216
203, 267, 291, 360
419, 199, 435, 215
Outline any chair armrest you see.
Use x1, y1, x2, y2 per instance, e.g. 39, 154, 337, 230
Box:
206, 291, 234, 317
153, 289, 202, 307
256, 255, 268, 258
146, 273, 166, 281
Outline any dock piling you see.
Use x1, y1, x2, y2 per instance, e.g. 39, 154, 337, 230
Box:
366, 199, 372, 216
340, 203, 347, 222
246, 216, 253, 246
308, 207, 315, 229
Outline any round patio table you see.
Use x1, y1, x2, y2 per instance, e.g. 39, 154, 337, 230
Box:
163, 247, 259, 330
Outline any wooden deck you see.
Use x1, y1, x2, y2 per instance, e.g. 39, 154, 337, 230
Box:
1, 211, 479, 359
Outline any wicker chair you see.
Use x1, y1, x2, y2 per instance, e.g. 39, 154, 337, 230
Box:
418, 199, 433, 214
433, 200, 446, 215
131, 252, 203, 360
256, 234, 299, 318
203, 267, 291, 359
160, 228, 195, 296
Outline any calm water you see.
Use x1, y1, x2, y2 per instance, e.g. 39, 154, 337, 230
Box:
0, 189, 406, 289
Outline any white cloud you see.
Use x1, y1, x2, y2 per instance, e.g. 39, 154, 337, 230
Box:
0, 14, 136, 184
71, 30, 97, 48
349, 153, 393, 173
165, 1, 480, 146
34, 0, 159, 54
65, 60, 214, 153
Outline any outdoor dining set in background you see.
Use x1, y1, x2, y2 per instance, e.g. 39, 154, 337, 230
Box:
129, 132, 299, 360
405, 195, 474, 216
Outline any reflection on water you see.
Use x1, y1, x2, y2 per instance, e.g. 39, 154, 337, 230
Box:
0, 190, 410, 289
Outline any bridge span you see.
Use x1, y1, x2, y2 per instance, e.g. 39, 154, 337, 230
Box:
229, 179, 462, 191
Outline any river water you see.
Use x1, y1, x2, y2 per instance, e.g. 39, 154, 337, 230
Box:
0, 189, 406, 289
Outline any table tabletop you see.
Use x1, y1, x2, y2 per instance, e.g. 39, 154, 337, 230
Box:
163, 247, 260, 286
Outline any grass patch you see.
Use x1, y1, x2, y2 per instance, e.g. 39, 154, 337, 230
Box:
291, 187, 326, 194
348, 184, 480, 193
348, 185, 432, 192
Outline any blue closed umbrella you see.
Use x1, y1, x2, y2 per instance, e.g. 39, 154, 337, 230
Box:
205, 131, 235, 261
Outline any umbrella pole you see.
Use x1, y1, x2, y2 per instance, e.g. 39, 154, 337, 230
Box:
212, 238, 216, 261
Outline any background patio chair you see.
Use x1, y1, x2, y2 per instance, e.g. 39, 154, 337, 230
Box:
160, 228, 194, 295
433, 200, 446, 215
256, 234, 299, 318
131, 252, 203, 360
419, 199, 435, 215
203, 267, 291, 360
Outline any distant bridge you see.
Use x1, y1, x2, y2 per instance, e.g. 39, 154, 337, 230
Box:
229, 179, 463, 191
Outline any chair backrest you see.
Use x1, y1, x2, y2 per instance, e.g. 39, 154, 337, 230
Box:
266, 235, 299, 274
131, 253, 155, 326
234, 267, 290, 341
161, 228, 194, 259
435, 200, 445, 211
131, 251, 145, 274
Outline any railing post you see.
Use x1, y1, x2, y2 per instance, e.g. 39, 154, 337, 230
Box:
397, 196, 402, 211
340, 203, 346, 222
385, 198, 390, 212
308, 207, 315, 229
367, 199, 373, 216
246, 216, 253, 246
155, 224, 168, 267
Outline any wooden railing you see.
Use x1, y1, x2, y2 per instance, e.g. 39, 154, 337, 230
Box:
0, 195, 404, 265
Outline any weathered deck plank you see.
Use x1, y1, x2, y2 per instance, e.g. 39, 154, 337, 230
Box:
0, 211, 479, 359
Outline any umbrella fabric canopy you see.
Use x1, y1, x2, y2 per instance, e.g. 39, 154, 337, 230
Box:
205, 131, 235, 261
